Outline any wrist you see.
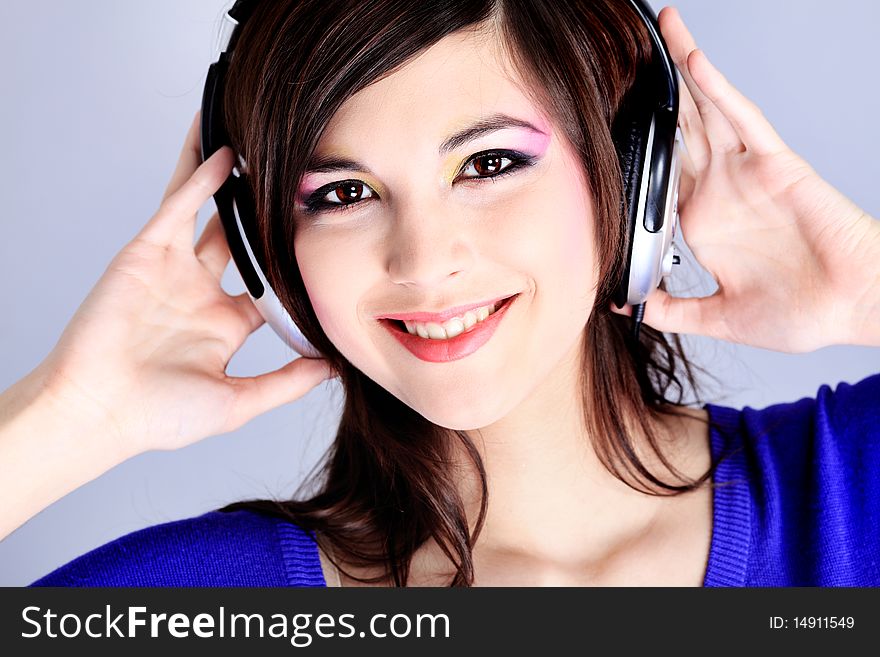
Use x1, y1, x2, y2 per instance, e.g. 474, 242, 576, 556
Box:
841, 215, 880, 348
37, 362, 138, 464
0, 364, 133, 540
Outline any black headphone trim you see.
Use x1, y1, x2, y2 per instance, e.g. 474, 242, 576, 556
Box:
201, 51, 267, 299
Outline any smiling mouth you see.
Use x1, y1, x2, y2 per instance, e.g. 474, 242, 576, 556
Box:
384, 293, 519, 335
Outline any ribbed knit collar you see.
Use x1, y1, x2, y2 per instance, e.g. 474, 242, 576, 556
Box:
277, 521, 326, 587
702, 402, 752, 587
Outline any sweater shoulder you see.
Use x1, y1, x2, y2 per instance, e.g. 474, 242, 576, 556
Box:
29, 509, 325, 587
741, 372, 880, 478
708, 372, 880, 585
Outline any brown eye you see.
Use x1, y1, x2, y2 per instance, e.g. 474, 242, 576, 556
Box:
460, 152, 517, 179
473, 154, 504, 175
302, 179, 377, 215
331, 182, 365, 203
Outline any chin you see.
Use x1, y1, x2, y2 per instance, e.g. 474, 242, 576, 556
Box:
420, 413, 492, 432
400, 388, 511, 432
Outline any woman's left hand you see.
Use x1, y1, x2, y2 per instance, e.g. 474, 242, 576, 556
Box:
611, 6, 880, 352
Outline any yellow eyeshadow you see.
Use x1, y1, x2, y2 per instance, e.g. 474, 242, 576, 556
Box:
441, 154, 462, 185
358, 175, 385, 197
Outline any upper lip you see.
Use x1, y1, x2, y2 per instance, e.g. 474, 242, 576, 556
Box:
378, 293, 518, 323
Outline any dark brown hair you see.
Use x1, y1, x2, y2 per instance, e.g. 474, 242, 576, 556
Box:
218, 0, 735, 586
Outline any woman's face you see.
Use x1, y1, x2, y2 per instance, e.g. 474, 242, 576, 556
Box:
293, 27, 599, 430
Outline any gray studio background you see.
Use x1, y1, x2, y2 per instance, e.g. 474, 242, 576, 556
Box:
1, 0, 878, 585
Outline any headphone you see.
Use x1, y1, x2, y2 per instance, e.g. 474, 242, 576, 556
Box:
200, 0, 681, 357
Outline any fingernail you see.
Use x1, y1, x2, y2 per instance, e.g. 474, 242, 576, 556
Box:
695, 48, 712, 67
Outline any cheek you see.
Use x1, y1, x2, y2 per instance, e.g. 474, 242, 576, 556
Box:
549, 164, 596, 296
487, 165, 595, 292
293, 231, 366, 342
555, 156, 596, 270
561, 186, 595, 283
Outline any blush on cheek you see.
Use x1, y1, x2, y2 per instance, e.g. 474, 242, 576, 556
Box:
296, 242, 365, 348
560, 171, 596, 279
565, 212, 591, 269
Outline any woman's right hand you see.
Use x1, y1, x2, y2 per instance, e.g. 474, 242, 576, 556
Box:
38, 113, 334, 458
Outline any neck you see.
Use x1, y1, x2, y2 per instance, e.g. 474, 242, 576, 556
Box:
427, 336, 711, 581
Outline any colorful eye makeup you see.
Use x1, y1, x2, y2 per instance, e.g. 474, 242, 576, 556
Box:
300, 149, 539, 215
295, 121, 552, 217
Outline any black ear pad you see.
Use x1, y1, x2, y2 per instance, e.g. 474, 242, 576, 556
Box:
610, 91, 654, 310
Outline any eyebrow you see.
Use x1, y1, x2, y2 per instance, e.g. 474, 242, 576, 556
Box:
303, 113, 547, 175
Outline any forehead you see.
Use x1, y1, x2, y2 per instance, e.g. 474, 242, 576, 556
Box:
316, 27, 549, 151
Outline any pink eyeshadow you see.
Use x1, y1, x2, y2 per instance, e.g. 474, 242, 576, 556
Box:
510, 127, 551, 158
296, 177, 325, 204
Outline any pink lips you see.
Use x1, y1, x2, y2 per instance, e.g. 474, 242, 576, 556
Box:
379, 294, 516, 324
381, 294, 519, 363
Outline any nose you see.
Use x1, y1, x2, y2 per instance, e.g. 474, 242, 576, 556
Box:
386, 199, 476, 288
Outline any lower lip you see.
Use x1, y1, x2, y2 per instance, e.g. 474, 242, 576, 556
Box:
380, 295, 519, 363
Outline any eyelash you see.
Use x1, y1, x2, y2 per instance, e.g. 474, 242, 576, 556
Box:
301, 149, 537, 216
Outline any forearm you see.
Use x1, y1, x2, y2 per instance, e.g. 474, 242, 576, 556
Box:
0, 363, 131, 541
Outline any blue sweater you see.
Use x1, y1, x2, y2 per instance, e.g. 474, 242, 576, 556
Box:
31, 373, 880, 587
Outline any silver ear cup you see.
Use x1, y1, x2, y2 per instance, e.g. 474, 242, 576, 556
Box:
230, 195, 323, 358
660, 130, 683, 279
624, 123, 683, 305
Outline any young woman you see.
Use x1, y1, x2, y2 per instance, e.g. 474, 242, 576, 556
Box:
3, 1, 878, 587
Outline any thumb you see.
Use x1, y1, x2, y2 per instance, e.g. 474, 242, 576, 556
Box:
226, 357, 335, 431
608, 286, 718, 337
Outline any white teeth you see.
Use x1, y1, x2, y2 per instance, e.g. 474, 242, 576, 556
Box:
399, 300, 505, 340
443, 319, 465, 338
426, 323, 446, 339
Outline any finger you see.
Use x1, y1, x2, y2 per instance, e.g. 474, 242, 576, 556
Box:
686, 48, 788, 156
675, 70, 711, 171
658, 7, 742, 156
609, 285, 722, 337
162, 111, 202, 204
231, 291, 266, 337
225, 356, 334, 432
660, 12, 711, 174
222, 291, 266, 353
194, 211, 232, 281
676, 143, 697, 236
137, 145, 234, 250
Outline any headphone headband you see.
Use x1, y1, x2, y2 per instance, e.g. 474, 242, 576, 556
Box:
208, 0, 678, 111
626, 0, 678, 111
